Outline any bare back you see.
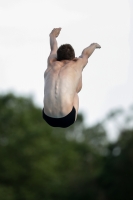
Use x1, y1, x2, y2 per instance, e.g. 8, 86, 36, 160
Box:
43, 60, 83, 118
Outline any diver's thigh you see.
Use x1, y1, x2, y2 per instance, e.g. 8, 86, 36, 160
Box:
73, 93, 79, 120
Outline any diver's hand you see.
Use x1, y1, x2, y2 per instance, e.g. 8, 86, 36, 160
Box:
49, 28, 62, 38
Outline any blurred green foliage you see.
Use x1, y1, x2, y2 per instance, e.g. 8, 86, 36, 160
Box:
0, 93, 133, 200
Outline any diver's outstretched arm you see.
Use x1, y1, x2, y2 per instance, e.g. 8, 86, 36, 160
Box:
81, 43, 101, 59
49, 28, 61, 52
47, 28, 62, 64
76, 43, 101, 71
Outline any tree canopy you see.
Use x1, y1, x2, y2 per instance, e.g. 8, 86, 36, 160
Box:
0, 93, 133, 200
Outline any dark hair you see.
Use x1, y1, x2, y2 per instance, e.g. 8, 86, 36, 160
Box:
57, 44, 75, 61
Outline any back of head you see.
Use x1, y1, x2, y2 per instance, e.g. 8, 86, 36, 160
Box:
57, 44, 75, 61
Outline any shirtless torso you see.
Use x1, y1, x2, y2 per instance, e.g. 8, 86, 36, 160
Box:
44, 58, 84, 120
43, 28, 101, 127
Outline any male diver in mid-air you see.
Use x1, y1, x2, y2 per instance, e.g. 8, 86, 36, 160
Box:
42, 28, 101, 128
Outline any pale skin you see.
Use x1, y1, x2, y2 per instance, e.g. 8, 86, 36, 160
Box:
43, 28, 101, 120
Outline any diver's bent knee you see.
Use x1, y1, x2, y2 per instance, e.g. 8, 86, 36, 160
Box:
76, 86, 82, 93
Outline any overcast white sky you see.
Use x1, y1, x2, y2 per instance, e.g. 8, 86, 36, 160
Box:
0, 0, 133, 130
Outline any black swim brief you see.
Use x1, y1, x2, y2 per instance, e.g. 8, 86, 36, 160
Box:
42, 107, 76, 128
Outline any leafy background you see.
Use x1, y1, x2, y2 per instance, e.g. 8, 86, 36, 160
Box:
0, 93, 133, 200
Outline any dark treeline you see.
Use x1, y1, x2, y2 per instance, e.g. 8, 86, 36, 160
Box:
0, 93, 133, 200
